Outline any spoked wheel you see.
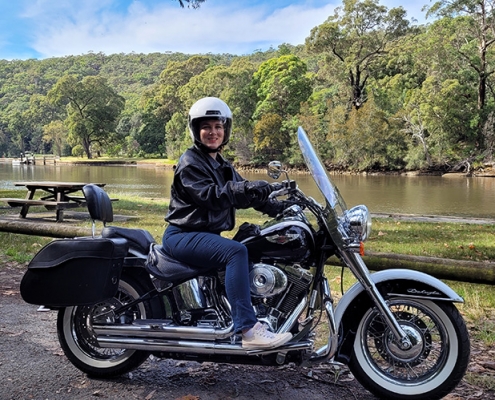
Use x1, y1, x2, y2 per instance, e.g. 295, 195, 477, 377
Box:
348, 298, 470, 400
57, 275, 151, 378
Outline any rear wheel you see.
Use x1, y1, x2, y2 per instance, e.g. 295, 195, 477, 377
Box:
348, 298, 470, 400
57, 275, 151, 377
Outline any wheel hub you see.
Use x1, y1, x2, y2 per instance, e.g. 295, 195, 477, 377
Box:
385, 324, 424, 362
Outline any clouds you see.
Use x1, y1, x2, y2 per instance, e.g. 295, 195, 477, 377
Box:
1, 0, 428, 60
5, 0, 336, 59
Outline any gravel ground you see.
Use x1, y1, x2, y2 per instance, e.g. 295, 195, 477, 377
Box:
1, 263, 494, 400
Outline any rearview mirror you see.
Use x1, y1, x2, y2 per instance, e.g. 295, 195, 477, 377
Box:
267, 161, 283, 179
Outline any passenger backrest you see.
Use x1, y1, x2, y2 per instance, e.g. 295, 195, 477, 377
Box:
83, 184, 114, 224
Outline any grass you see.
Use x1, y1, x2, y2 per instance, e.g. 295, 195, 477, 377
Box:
366, 218, 495, 261
0, 191, 494, 346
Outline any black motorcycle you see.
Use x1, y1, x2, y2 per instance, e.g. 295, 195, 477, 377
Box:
20, 127, 470, 400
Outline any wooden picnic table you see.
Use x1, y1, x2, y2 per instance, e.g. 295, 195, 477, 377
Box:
0, 181, 107, 222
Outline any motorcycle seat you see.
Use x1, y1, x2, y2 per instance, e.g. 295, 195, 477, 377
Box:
102, 226, 156, 255
145, 244, 209, 284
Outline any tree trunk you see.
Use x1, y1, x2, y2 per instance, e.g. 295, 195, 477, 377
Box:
361, 251, 495, 284
0, 218, 91, 238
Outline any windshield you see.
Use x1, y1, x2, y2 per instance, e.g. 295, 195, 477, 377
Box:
297, 127, 347, 216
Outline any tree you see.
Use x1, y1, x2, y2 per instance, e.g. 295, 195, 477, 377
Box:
251, 55, 313, 162
395, 19, 480, 167
165, 112, 188, 159
48, 75, 125, 158
305, 0, 410, 110
427, 0, 495, 110
253, 55, 312, 119
42, 120, 67, 157
253, 113, 285, 161
178, 0, 206, 8
332, 95, 407, 170
427, 1, 495, 157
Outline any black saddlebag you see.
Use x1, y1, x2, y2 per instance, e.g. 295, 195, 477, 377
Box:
20, 237, 128, 307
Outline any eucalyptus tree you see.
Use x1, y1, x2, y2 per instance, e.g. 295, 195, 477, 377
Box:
222, 58, 259, 163
42, 121, 67, 157
406, 20, 479, 167
48, 75, 125, 159
251, 54, 313, 162
426, 0, 495, 160
165, 112, 188, 159
305, 0, 411, 111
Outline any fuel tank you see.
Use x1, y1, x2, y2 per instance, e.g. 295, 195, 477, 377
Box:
243, 218, 315, 264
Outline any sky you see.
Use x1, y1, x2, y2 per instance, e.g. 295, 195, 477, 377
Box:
0, 0, 431, 61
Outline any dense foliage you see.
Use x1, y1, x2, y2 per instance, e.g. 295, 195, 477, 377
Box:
2, 0, 495, 172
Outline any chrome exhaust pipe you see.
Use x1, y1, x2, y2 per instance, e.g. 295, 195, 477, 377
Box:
96, 336, 313, 356
93, 320, 234, 341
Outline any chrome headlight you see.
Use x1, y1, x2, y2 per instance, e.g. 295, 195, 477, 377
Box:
345, 205, 372, 242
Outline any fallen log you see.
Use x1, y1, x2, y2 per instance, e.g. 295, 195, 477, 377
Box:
362, 251, 495, 285
0, 217, 91, 238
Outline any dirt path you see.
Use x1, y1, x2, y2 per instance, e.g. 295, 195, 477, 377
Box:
1, 263, 494, 400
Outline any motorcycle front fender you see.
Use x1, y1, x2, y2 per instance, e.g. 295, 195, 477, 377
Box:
335, 268, 463, 325
332, 268, 464, 364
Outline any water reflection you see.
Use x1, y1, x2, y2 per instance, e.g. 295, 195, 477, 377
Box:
1, 164, 494, 218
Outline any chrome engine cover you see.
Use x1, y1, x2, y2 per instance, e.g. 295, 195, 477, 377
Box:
249, 263, 288, 298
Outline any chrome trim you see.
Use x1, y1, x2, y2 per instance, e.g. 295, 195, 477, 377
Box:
96, 336, 312, 356
261, 220, 313, 237
93, 321, 234, 341
340, 251, 412, 348
309, 279, 338, 362
278, 296, 307, 333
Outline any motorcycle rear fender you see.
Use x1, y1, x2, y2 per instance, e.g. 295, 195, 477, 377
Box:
332, 268, 464, 364
119, 265, 168, 319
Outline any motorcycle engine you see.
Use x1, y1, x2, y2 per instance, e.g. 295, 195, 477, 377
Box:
249, 263, 288, 298
171, 264, 313, 330
250, 262, 313, 330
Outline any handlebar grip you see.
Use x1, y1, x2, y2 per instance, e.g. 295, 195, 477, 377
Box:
268, 188, 288, 200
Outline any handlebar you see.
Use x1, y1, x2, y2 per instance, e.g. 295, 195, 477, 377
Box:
268, 188, 289, 200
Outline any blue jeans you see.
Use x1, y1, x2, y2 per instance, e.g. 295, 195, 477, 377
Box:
162, 225, 258, 332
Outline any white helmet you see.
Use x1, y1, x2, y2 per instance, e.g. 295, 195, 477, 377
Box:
188, 97, 233, 151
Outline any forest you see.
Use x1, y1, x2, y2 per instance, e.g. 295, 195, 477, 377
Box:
1, 0, 495, 172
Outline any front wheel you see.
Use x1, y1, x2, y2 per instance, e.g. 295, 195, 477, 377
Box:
348, 298, 470, 400
57, 275, 151, 378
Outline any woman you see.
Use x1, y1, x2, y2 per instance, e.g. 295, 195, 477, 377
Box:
163, 97, 291, 349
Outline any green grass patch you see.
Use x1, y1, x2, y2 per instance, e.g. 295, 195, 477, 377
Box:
367, 218, 495, 261
464, 372, 495, 391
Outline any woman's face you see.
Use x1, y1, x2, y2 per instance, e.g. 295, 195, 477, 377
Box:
199, 119, 225, 153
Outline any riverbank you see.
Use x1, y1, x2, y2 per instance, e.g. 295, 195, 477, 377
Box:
4, 156, 495, 177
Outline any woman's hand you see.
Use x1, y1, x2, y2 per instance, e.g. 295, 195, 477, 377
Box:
245, 180, 274, 202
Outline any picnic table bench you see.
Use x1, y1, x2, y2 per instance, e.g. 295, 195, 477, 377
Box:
0, 181, 112, 222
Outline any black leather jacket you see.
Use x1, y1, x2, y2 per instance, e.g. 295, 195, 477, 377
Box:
165, 146, 276, 234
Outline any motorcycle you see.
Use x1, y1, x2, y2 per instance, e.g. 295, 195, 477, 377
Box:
20, 127, 470, 400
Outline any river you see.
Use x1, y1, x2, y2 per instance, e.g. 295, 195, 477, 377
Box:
1, 163, 494, 218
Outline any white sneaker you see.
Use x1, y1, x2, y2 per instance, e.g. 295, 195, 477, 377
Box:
242, 322, 292, 349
